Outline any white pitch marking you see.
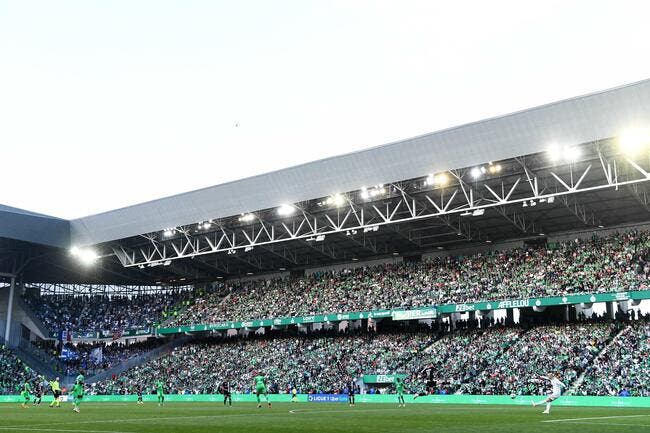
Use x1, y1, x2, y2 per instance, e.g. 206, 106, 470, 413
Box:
543, 414, 650, 423
559, 421, 650, 428
0, 428, 135, 433
289, 408, 404, 415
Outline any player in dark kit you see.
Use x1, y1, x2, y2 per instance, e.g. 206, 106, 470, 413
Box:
137, 387, 143, 405
413, 366, 435, 400
218, 381, 232, 407
347, 380, 355, 407
33, 378, 43, 405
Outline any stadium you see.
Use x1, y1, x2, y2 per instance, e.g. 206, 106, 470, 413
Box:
1, 75, 650, 432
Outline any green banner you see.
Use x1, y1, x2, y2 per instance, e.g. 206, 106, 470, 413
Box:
362, 374, 408, 384
391, 308, 436, 320
157, 290, 649, 336
1, 394, 649, 408
158, 309, 395, 335
437, 289, 650, 314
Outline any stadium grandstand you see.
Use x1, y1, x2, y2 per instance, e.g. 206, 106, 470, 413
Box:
2, 79, 650, 428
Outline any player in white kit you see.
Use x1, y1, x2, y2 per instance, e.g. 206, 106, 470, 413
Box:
532, 372, 566, 414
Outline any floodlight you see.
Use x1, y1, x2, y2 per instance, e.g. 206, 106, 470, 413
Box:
619, 127, 650, 156
472, 209, 485, 216
547, 144, 562, 163
78, 249, 99, 265
563, 146, 581, 162
470, 167, 482, 179
239, 213, 255, 222
69, 246, 80, 256
330, 193, 346, 207
163, 228, 174, 238
277, 204, 295, 216
435, 173, 449, 186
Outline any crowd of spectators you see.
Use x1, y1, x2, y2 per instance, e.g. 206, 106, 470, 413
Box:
93, 331, 435, 395
60, 338, 165, 376
411, 327, 522, 394
93, 316, 650, 397
579, 321, 650, 396
23, 291, 193, 333
0, 345, 36, 394
167, 230, 650, 325
464, 323, 617, 395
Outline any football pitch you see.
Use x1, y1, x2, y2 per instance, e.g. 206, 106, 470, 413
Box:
1, 402, 649, 433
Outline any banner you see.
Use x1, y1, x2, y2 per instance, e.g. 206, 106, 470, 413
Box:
49, 328, 153, 341
90, 347, 103, 364
437, 289, 650, 314
362, 374, 407, 384
391, 308, 436, 320
307, 394, 348, 403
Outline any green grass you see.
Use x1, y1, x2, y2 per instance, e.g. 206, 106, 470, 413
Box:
1, 402, 649, 433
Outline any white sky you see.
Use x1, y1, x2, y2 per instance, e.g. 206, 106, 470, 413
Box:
1, 0, 650, 219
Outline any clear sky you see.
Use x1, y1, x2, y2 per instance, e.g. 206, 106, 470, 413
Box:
1, 0, 650, 219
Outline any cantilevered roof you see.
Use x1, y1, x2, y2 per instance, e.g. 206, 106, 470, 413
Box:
0, 204, 69, 248
65, 78, 650, 246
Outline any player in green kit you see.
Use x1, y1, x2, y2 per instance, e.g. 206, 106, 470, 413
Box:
71, 372, 85, 413
19, 380, 31, 408
155, 380, 165, 406
394, 377, 405, 406
254, 373, 271, 408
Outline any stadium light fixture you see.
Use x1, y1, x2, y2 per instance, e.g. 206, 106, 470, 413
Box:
196, 221, 213, 230
472, 209, 485, 216
277, 204, 296, 216
163, 228, 174, 238
239, 213, 255, 222
326, 193, 346, 207
470, 167, 482, 179
488, 162, 502, 174
360, 186, 370, 200
563, 146, 581, 163
435, 173, 449, 186
619, 127, 650, 156
70, 246, 99, 265
547, 144, 562, 163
